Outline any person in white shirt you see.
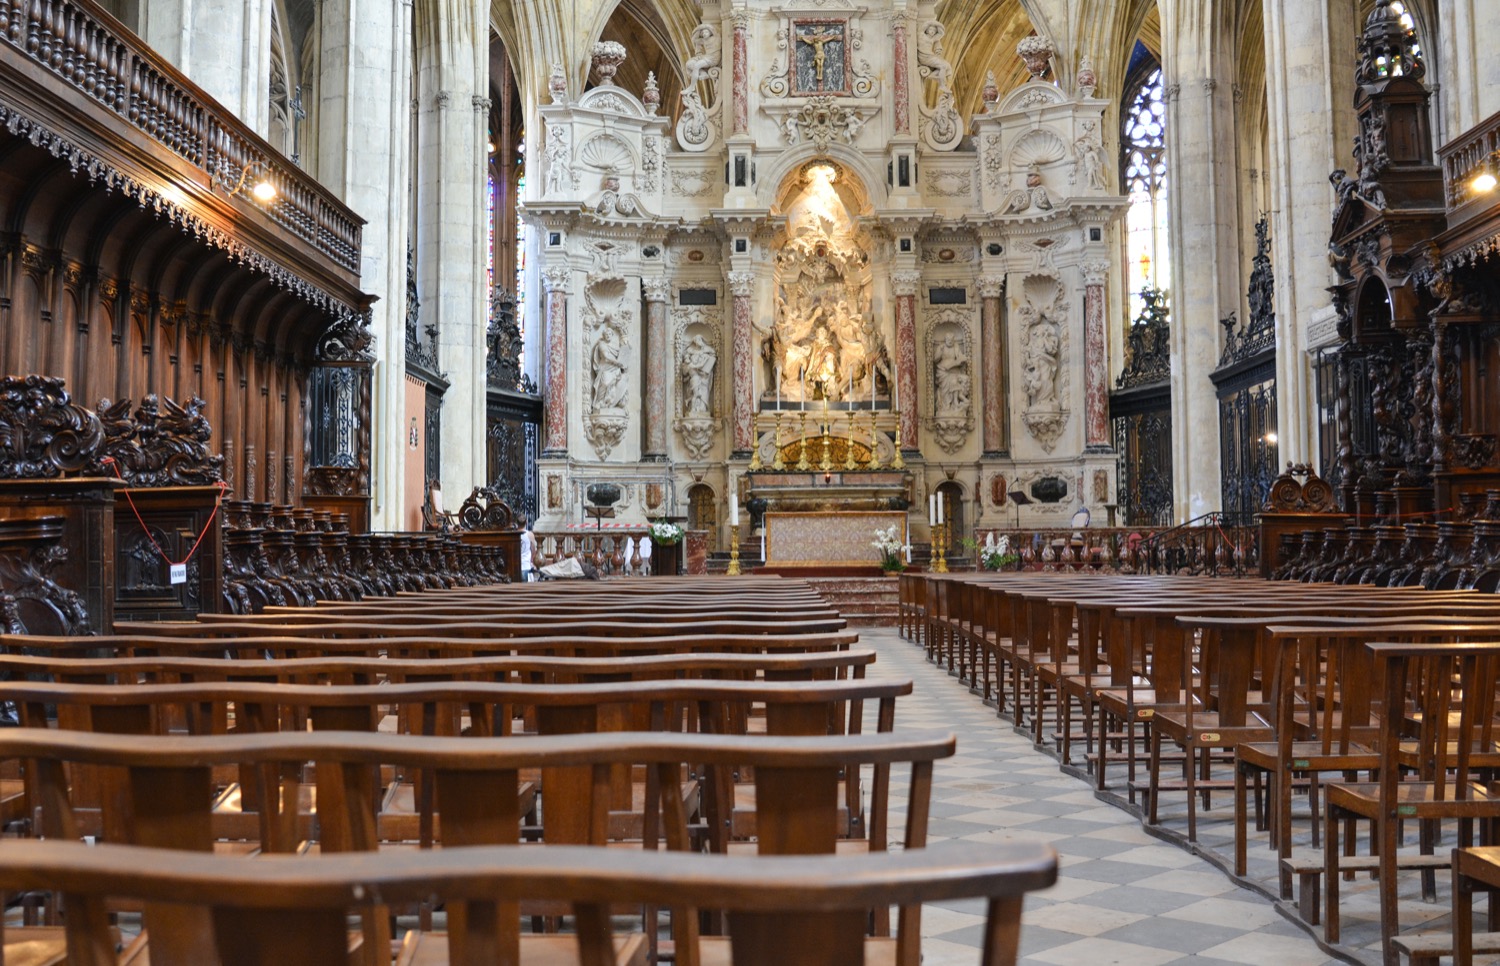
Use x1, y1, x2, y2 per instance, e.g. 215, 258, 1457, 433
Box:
520, 520, 536, 581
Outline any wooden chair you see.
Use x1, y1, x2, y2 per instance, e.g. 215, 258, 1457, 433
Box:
1324, 642, 1500, 963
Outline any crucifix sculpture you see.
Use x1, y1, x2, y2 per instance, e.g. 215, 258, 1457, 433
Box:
797, 25, 842, 89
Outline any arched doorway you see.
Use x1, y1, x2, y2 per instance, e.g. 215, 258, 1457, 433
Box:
688, 483, 718, 551
936, 480, 966, 546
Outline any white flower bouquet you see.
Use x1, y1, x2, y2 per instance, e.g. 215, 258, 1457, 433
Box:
872, 524, 912, 573
979, 534, 1018, 571
649, 520, 684, 545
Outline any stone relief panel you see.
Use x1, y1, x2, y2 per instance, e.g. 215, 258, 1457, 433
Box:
672, 307, 724, 460
923, 307, 975, 453
1016, 280, 1070, 454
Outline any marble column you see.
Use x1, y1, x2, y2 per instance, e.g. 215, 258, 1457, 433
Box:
1263, 1, 1358, 465
314, 0, 414, 530
1081, 261, 1111, 450
541, 266, 570, 455
138, 0, 272, 134
412, 0, 489, 495
892, 271, 920, 452
728, 271, 755, 453
642, 277, 671, 460
731, 13, 749, 136
979, 274, 1006, 456
891, 14, 910, 135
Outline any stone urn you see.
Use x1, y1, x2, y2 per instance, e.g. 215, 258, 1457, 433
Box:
591, 41, 627, 87
1017, 35, 1055, 81
642, 70, 660, 115
548, 62, 568, 103
981, 70, 1000, 111
1076, 55, 1098, 97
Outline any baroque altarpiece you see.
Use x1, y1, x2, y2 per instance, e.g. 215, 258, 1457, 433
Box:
526, 0, 1124, 544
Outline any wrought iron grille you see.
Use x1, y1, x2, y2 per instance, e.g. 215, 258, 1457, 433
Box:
1116, 287, 1171, 389
487, 290, 534, 393
403, 246, 440, 373
1219, 217, 1278, 367
487, 390, 541, 524
1114, 407, 1174, 527
1217, 375, 1279, 526
306, 366, 364, 470
424, 385, 443, 488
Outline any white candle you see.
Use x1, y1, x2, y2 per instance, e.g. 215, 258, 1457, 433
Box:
928, 494, 936, 526
871, 369, 876, 410
937, 496, 945, 526
730, 493, 740, 527
799, 366, 806, 406
848, 371, 853, 402
894, 368, 900, 413
776, 367, 782, 410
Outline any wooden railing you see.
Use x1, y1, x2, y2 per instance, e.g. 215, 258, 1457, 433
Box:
1439, 109, 1500, 221
974, 519, 1258, 577
0, 0, 362, 274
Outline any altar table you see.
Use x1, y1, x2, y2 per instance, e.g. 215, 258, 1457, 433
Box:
762, 510, 908, 568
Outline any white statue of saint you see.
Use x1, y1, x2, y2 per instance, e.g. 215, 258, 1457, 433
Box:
934, 332, 970, 416
591, 325, 628, 411
683, 23, 721, 86
916, 20, 954, 91
680, 334, 716, 416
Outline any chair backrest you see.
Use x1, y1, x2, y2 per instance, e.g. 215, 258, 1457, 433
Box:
0, 838, 1057, 966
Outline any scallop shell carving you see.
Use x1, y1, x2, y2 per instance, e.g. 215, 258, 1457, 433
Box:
578, 133, 635, 173
1009, 130, 1067, 169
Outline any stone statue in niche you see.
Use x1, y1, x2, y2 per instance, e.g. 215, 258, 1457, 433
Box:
680, 334, 716, 416
1022, 320, 1061, 408
591, 323, 628, 412
934, 333, 970, 417
683, 23, 721, 86
768, 163, 885, 404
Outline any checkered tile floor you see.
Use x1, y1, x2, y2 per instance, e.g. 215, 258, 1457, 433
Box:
862, 628, 1345, 966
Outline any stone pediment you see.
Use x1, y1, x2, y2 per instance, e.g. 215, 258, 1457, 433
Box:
576, 85, 649, 118
993, 81, 1068, 116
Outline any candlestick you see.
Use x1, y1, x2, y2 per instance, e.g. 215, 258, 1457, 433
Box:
772, 412, 786, 470
891, 408, 906, 470
819, 420, 833, 473
844, 410, 858, 470
747, 411, 763, 470
727, 523, 743, 576
932, 521, 950, 573
867, 410, 882, 469
796, 412, 811, 471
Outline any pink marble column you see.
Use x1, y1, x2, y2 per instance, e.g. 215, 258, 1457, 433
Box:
979, 275, 1007, 455
892, 15, 910, 135
728, 271, 755, 452
1082, 261, 1110, 450
892, 271, 920, 452
642, 278, 670, 460
541, 266, 570, 454
731, 13, 749, 136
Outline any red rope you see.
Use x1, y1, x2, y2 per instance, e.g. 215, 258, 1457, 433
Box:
99, 457, 230, 567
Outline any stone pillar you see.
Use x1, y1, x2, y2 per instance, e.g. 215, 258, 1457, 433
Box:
1081, 261, 1111, 451
313, 0, 414, 530
541, 266, 570, 455
892, 271, 920, 452
730, 12, 750, 136
979, 274, 1006, 456
138, 0, 272, 134
1161, 67, 1238, 519
728, 271, 755, 453
642, 277, 670, 460
1263, 2, 1358, 465
412, 0, 489, 495
891, 14, 910, 135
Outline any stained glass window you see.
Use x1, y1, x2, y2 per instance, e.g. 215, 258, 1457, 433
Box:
515, 136, 526, 340
1122, 65, 1168, 321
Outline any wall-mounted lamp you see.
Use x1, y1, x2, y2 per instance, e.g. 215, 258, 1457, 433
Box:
217, 159, 278, 204
1473, 165, 1498, 194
